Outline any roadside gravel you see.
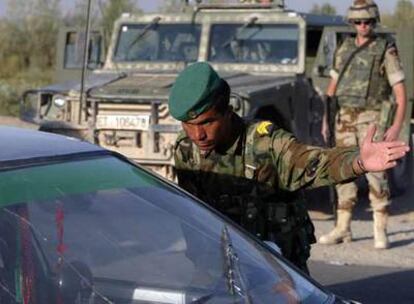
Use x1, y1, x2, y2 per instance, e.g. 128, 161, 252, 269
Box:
310, 188, 414, 269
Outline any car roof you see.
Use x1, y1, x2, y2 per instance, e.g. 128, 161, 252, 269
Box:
0, 126, 106, 167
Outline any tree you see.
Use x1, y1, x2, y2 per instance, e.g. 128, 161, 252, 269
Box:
99, 0, 142, 43
65, 0, 101, 27
0, 0, 61, 116
2, 0, 61, 70
159, 0, 187, 13
310, 3, 337, 16
382, 0, 414, 30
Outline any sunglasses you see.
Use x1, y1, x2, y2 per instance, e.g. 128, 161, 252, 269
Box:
353, 19, 375, 26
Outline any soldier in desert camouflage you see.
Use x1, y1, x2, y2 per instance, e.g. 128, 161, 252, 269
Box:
319, 0, 407, 249
170, 62, 409, 273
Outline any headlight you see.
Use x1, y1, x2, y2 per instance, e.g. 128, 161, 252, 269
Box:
53, 95, 67, 108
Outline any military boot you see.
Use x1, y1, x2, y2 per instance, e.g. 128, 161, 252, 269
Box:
373, 210, 389, 249
318, 209, 352, 245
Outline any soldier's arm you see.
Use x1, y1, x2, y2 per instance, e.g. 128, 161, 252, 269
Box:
384, 42, 407, 141
327, 43, 342, 95
272, 127, 409, 191
272, 128, 360, 191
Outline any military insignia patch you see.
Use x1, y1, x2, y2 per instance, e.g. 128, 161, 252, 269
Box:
187, 110, 197, 119
256, 121, 274, 136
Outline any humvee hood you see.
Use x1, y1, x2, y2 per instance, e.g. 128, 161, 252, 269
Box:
40, 72, 125, 94
37, 72, 296, 101
86, 72, 296, 101
88, 73, 177, 99
223, 73, 296, 95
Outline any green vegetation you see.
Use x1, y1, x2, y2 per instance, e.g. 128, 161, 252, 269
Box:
310, 3, 337, 16
0, 0, 59, 116
382, 0, 414, 30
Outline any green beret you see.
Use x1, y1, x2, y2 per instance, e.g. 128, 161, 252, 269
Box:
169, 62, 223, 121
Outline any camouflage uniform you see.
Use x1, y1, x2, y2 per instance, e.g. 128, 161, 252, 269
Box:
175, 114, 360, 272
330, 36, 405, 212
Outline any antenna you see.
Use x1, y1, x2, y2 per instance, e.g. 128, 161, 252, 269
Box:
78, 0, 93, 124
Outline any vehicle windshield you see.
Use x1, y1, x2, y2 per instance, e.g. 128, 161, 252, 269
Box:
0, 156, 328, 303
114, 23, 201, 62
209, 23, 299, 64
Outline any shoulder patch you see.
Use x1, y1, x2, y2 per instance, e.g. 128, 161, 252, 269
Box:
256, 121, 274, 136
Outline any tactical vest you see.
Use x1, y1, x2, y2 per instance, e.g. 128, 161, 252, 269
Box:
175, 120, 315, 268
335, 37, 392, 109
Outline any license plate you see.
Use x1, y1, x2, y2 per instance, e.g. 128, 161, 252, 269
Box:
96, 114, 150, 130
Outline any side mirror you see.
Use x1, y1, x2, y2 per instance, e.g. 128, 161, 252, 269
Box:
56, 261, 93, 304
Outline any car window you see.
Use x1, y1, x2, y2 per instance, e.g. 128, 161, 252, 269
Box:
64, 31, 102, 69
114, 23, 201, 62
209, 23, 299, 64
0, 156, 329, 303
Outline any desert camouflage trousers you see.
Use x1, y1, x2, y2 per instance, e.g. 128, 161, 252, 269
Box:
335, 107, 390, 211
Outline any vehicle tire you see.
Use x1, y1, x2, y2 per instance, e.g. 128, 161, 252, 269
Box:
388, 131, 413, 197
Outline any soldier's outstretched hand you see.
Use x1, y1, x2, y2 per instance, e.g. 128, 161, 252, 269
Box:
360, 124, 410, 172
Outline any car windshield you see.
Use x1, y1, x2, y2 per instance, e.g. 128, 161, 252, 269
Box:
209, 23, 299, 64
0, 156, 328, 303
114, 23, 201, 62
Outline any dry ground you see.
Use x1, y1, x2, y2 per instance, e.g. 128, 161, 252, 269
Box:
309, 182, 414, 269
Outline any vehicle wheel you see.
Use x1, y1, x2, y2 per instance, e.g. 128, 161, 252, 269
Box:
388, 133, 413, 197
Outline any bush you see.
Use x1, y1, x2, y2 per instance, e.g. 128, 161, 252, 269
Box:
0, 69, 53, 116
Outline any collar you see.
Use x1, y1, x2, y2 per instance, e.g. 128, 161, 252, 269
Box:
354, 34, 377, 47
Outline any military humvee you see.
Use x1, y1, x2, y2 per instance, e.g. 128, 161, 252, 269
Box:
20, 1, 412, 186
20, 1, 342, 176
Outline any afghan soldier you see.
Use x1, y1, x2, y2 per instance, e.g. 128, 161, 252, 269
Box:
170, 62, 409, 273
319, 0, 407, 249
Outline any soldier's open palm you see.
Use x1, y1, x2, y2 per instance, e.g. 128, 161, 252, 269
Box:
360, 124, 410, 172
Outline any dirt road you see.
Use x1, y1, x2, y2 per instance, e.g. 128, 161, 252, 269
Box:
0, 115, 37, 129
309, 181, 414, 268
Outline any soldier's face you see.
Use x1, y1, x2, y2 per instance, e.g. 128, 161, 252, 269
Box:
353, 19, 375, 37
182, 105, 231, 152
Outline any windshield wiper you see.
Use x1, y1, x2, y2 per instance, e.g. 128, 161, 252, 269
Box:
221, 225, 251, 303
191, 225, 251, 304
126, 16, 161, 58
221, 16, 258, 49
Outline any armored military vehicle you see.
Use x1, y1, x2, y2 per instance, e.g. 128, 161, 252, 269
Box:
20, 1, 343, 177
20, 1, 412, 185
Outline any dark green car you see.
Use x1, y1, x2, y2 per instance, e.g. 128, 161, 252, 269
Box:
0, 127, 354, 304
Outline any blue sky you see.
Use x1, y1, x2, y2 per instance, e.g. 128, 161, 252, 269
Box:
0, 0, 399, 16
